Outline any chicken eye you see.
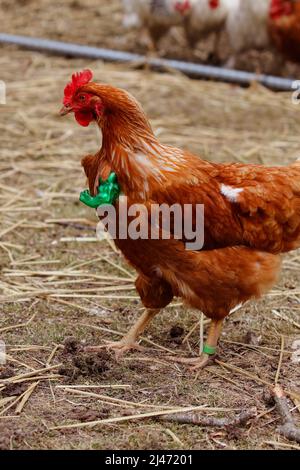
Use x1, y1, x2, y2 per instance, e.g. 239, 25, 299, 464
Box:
78, 94, 86, 102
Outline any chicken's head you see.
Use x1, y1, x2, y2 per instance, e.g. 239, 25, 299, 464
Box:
60, 69, 103, 127
61, 70, 152, 135
270, 0, 293, 20
174, 0, 192, 16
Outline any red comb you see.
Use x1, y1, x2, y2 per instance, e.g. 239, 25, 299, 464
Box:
63, 69, 93, 105
270, 0, 293, 19
175, 0, 191, 14
209, 0, 219, 9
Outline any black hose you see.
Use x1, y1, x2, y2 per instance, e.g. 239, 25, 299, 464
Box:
0, 33, 296, 91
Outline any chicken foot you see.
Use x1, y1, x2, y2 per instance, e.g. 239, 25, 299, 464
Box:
86, 308, 160, 361
168, 319, 224, 370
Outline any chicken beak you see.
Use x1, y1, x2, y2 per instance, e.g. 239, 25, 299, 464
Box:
59, 105, 72, 116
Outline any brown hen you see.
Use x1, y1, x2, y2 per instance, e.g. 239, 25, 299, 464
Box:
60, 70, 300, 369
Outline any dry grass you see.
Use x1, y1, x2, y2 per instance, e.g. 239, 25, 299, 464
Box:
0, 0, 300, 451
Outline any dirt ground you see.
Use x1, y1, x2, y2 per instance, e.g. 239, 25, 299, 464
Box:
0, 0, 300, 451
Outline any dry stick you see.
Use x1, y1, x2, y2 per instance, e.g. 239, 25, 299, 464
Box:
10, 254, 41, 265
272, 310, 300, 329
274, 336, 284, 385
42, 279, 104, 287
0, 415, 20, 419
15, 381, 39, 414
255, 406, 276, 422
11, 260, 62, 267
0, 396, 17, 408
160, 407, 257, 427
222, 339, 292, 354
2, 292, 138, 302
272, 385, 300, 444
215, 360, 300, 402
264, 441, 300, 450
101, 257, 135, 279
46, 218, 96, 226
46, 344, 61, 367
3, 270, 133, 283
9, 346, 50, 352
67, 256, 105, 271
0, 395, 24, 416
61, 387, 176, 409
59, 237, 99, 243
1, 241, 23, 250
2, 284, 135, 297
164, 428, 185, 447
52, 285, 136, 294
56, 384, 132, 390
206, 369, 249, 394
50, 405, 215, 431
5, 354, 36, 371
0, 364, 62, 385
10, 374, 61, 384
137, 337, 176, 355
182, 318, 210, 344
0, 219, 27, 239
0, 242, 14, 263
50, 297, 101, 315
0, 381, 40, 416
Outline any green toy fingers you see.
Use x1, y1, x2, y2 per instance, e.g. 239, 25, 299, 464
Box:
79, 172, 121, 209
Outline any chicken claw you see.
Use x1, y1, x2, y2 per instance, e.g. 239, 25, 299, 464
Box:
85, 340, 145, 361
167, 353, 210, 370
105, 339, 145, 361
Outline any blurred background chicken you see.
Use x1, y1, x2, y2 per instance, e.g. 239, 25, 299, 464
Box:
269, 0, 300, 64
225, 0, 272, 69
122, 0, 142, 28
122, 0, 192, 53
122, 0, 300, 70
183, 0, 229, 62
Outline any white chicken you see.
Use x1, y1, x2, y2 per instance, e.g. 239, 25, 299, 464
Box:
122, 0, 192, 51
122, 0, 142, 28
183, 0, 229, 60
225, 0, 272, 68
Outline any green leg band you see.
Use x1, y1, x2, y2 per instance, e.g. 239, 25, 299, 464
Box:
203, 344, 216, 355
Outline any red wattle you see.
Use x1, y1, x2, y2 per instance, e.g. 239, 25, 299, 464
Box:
75, 109, 94, 127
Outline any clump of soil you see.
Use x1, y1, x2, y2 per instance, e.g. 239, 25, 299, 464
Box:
73, 351, 111, 375
63, 336, 83, 354
70, 406, 110, 422
169, 325, 184, 345
169, 325, 184, 338
59, 337, 111, 379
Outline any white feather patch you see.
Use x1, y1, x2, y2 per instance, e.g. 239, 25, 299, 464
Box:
220, 184, 243, 202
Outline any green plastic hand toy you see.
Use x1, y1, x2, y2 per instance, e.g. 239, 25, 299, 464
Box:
80, 172, 121, 209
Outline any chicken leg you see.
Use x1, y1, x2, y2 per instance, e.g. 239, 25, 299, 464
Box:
87, 308, 160, 361
168, 319, 223, 370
